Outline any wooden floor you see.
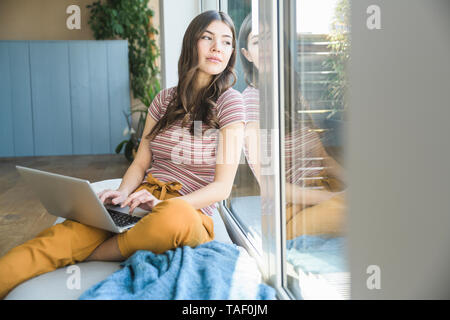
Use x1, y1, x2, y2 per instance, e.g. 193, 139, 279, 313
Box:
0, 154, 130, 257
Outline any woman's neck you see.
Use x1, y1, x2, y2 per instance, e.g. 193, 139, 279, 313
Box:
194, 71, 213, 91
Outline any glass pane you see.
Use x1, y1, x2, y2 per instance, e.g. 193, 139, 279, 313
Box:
224, 0, 263, 252
285, 0, 350, 299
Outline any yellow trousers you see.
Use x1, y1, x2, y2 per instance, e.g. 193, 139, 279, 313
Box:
0, 175, 214, 299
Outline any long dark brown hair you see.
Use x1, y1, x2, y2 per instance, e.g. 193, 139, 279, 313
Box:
146, 10, 237, 140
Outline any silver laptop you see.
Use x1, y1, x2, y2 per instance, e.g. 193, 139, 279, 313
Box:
16, 166, 143, 233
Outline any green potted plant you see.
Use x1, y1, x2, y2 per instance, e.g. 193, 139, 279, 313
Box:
86, 0, 160, 161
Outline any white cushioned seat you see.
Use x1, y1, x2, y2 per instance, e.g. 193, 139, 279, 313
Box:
5, 179, 233, 300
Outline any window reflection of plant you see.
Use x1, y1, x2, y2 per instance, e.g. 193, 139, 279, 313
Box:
322, 0, 350, 120
86, 0, 160, 161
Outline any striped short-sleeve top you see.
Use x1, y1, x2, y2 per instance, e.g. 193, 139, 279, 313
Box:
145, 86, 245, 216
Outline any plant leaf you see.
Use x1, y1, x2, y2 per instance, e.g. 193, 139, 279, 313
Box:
115, 139, 128, 154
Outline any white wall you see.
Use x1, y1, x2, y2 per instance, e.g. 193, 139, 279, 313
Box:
159, 0, 201, 89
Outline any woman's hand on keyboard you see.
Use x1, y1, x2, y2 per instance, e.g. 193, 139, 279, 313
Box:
120, 189, 162, 215
97, 189, 128, 206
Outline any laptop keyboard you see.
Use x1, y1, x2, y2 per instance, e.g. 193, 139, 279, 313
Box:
107, 208, 142, 227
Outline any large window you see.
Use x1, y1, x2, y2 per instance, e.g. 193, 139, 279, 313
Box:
283, 0, 350, 299
218, 0, 350, 299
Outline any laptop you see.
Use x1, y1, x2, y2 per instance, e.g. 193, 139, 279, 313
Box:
16, 166, 145, 233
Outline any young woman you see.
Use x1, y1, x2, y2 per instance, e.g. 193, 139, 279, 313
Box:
0, 10, 245, 299
238, 14, 346, 240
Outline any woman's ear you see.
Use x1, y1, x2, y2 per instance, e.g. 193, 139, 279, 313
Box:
241, 47, 252, 63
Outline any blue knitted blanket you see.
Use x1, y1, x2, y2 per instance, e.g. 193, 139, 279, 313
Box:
79, 241, 276, 300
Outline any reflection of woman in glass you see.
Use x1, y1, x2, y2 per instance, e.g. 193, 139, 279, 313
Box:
238, 14, 346, 240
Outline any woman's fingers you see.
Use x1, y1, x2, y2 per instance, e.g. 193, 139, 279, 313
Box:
128, 200, 140, 214
101, 191, 115, 204
111, 197, 121, 205
129, 197, 146, 214
121, 190, 148, 208
98, 189, 150, 213
128, 193, 155, 214
98, 190, 110, 203
120, 189, 160, 214
98, 190, 122, 205
96, 189, 109, 199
